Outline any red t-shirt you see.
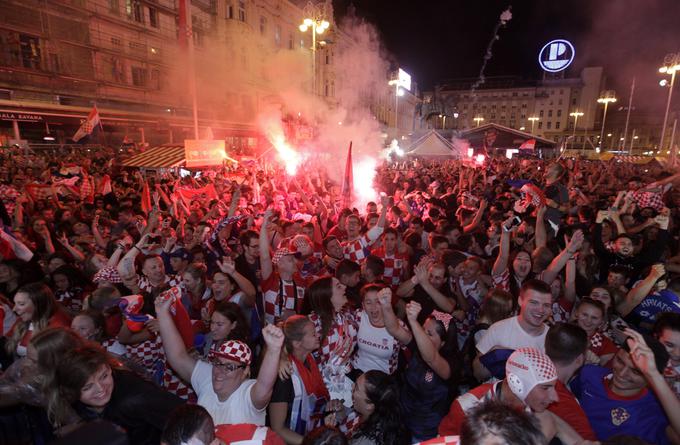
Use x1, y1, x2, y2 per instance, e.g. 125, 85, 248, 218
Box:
548, 380, 597, 441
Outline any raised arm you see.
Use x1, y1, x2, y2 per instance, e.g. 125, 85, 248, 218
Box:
415, 261, 455, 313
260, 209, 273, 281
117, 233, 147, 279
250, 324, 284, 410
405, 301, 451, 380
492, 221, 513, 277
377, 288, 412, 344
617, 264, 665, 317
463, 199, 488, 234
154, 295, 197, 382
542, 230, 584, 285
625, 328, 680, 442
217, 257, 256, 306
535, 205, 547, 249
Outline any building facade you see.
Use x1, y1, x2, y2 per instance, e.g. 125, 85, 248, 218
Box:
0, 0, 418, 150
430, 67, 606, 148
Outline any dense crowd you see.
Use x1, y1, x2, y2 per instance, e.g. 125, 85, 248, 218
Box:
1, 143, 680, 445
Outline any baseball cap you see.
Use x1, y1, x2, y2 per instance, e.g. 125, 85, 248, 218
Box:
272, 248, 294, 265
169, 248, 192, 262
209, 340, 252, 366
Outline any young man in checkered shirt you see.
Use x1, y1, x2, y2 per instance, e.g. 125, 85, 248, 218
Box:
372, 227, 409, 289
341, 194, 389, 264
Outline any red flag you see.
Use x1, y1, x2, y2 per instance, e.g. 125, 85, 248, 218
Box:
176, 183, 218, 207
72, 106, 103, 142
519, 139, 536, 151
341, 142, 354, 209
100, 174, 112, 195
141, 181, 151, 214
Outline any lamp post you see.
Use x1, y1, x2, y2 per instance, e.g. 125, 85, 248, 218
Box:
474, 116, 484, 127
299, 2, 330, 96
597, 90, 617, 153
659, 53, 680, 162
438, 113, 447, 129
387, 79, 404, 138
569, 111, 584, 149
528, 116, 539, 134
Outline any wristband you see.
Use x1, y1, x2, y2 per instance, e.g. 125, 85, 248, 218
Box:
132, 245, 141, 252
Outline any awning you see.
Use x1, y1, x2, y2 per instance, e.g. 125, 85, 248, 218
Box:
122, 144, 185, 168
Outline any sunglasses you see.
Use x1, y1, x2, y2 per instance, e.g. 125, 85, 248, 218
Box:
210, 359, 246, 373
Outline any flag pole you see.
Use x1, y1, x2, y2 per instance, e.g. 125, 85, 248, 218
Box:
180, 0, 200, 140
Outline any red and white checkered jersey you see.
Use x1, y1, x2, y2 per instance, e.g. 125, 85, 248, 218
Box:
342, 226, 383, 264
372, 247, 408, 287
309, 308, 358, 367
261, 271, 307, 324
137, 274, 182, 294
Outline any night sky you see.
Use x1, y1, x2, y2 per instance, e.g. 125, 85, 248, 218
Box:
334, 0, 680, 112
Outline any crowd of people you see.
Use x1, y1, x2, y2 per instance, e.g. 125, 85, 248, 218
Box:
1, 143, 680, 445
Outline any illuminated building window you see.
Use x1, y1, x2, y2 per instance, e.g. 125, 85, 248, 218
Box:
238, 0, 246, 22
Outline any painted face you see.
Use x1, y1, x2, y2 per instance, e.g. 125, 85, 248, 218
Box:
362, 291, 383, 326
210, 312, 235, 341
589, 288, 612, 313
80, 364, 114, 410
659, 328, 680, 367
13, 292, 35, 323
352, 374, 375, 418
524, 381, 559, 413
611, 349, 647, 393
575, 303, 604, 337
513, 251, 532, 278
72, 314, 99, 340
331, 277, 348, 311
519, 289, 552, 328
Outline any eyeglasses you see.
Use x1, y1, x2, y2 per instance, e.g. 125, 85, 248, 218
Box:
210, 359, 246, 373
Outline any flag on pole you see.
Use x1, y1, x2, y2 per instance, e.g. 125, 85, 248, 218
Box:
519, 139, 536, 151
341, 142, 354, 209
141, 181, 152, 214
72, 106, 103, 142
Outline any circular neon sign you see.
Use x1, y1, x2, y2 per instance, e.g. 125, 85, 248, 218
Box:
538, 39, 575, 73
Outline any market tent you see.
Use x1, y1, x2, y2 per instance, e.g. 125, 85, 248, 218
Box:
121, 144, 185, 168
404, 130, 461, 158
460, 123, 557, 153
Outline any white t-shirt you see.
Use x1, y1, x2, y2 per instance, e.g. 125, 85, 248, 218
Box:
190, 360, 266, 425
476, 316, 547, 355
353, 310, 397, 374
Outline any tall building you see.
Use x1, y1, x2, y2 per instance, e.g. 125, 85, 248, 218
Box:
0, 0, 418, 150
430, 67, 606, 147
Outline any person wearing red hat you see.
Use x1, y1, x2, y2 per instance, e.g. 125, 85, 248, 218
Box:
155, 294, 285, 426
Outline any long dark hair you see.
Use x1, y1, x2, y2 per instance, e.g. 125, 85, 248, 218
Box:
352, 371, 409, 445
302, 276, 334, 340
428, 314, 462, 382
212, 300, 249, 342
